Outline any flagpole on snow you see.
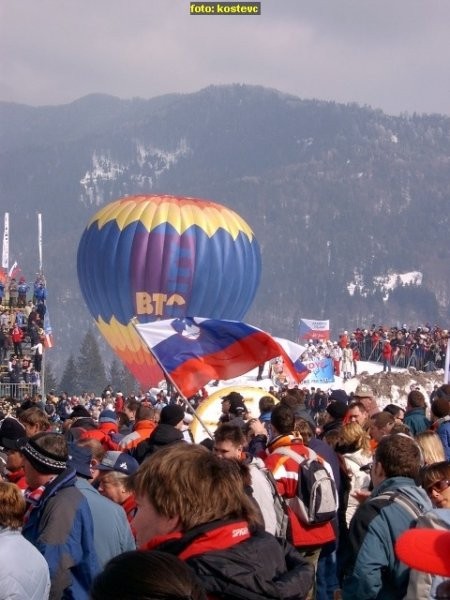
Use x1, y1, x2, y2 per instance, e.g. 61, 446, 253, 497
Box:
132, 318, 215, 440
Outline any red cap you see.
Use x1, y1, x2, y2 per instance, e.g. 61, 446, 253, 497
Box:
395, 529, 450, 577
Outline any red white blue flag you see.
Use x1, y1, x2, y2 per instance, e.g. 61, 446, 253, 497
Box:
298, 318, 330, 342
275, 337, 309, 383
134, 317, 300, 397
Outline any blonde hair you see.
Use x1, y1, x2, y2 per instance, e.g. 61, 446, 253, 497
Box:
129, 444, 260, 531
0, 482, 26, 529
415, 431, 446, 466
340, 421, 371, 456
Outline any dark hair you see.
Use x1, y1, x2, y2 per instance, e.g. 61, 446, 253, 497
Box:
279, 394, 302, 410
407, 390, 426, 409
383, 404, 403, 418
371, 412, 395, 429
258, 395, 275, 414
136, 404, 155, 421
435, 385, 450, 401
115, 412, 130, 429
375, 434, 422, 479
271, 404, 295, 435
420, 460, 450, 491
293, 418, 314, 445
125, 399, 140, 413
431, 398, 449, 419
90, 550, 207, 600
214, 423, 245, 446
348, 401, 368, 414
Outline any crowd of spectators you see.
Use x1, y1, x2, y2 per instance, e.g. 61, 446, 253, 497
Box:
0, 274, 48, 394
1, 374, 450, 599
300, 324, 449, 375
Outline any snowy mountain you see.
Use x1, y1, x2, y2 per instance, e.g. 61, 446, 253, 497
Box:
1, 85, 449, 373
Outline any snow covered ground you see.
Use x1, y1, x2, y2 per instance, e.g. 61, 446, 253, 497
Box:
203, 361, 445, 410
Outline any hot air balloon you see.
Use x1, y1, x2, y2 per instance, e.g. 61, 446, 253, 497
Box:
77, 195, 261, 389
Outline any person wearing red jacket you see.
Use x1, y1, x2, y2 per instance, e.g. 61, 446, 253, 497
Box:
118, 405, 156, 452
10, 323, 24, 358
264, 404, 336, 599
382, 338, 393, 373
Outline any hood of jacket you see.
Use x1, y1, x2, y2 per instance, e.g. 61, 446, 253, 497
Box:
372, 476, 432, 512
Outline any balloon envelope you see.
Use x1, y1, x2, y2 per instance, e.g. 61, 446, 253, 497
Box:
77, 195, 261, 388
189, 385, 278, 443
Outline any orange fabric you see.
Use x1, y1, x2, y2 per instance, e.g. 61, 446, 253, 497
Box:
264, 435, 336, 548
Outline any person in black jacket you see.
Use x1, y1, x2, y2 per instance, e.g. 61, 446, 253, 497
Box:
133, 404, 185, 463
128, 443, 314, 600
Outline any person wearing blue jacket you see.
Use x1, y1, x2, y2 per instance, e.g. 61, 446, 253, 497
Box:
342, 434, 432, 600
404, 390, 431, 436
67, 442, 136, 566
19, 432, 100, 600
431, 394, 450, 460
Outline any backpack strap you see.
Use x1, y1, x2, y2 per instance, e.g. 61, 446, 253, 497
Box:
375, 490, 425, 519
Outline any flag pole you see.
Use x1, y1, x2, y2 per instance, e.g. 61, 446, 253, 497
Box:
131, 318, 215, 439
38, 212, 43, 274
38, 213, 45, 399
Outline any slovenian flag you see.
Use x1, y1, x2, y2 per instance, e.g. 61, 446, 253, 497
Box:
134, 317, 301, 397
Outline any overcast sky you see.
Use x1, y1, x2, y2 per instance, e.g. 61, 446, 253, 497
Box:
1, 0, 449, 116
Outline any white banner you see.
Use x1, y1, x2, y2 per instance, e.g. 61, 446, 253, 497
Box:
2, 213, 9, 270
38, 213, 43, 273
298, 317, 330, 341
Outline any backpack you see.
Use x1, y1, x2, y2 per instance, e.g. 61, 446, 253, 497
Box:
273, 446, 338, 525
253, 462, 290, 539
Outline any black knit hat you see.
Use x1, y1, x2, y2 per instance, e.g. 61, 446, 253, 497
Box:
0, 417, 26, 449
160, 404, 185, 427
326, 401, 348, 421
18, 433, 67, 474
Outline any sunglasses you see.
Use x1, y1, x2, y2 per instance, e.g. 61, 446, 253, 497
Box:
426, 479, 450, 496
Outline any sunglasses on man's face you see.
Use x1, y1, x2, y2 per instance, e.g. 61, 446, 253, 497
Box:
426, 479, 450, 496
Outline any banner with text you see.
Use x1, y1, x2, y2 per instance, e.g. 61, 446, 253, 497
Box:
303, 357, 334, 384
298, 318, 330, 342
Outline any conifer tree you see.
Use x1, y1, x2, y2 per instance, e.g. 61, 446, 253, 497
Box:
119, 364, 139, 396
59, 354, 79, 394
77, 329, 107, 394
109, 358, 123, 392
43, 360, 58, 394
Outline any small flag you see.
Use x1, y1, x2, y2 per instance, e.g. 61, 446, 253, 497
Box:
134, 317, 300, 398
43, 310, 54, 349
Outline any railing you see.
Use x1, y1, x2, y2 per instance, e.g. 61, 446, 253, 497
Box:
0, 383, 38, 401
353, 340, 443, 372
